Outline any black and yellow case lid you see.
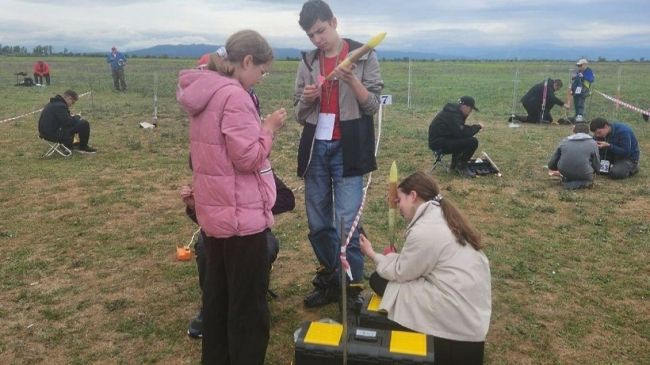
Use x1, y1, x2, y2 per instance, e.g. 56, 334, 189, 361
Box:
303, 322, 343, 347
389, 330, 428, 357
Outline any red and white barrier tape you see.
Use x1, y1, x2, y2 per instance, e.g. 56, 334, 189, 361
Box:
0, 109, 42, 124
594, 90, 649, 116
339, 101, 386, 280
0, 91, 92, 125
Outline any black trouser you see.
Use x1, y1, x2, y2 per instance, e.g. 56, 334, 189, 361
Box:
433, 137, 478, 167
33, 73, 50, 85
369, 272, 485, 365
369, 271, 388, 296
202, 231, 270, 365
195, 229, 278, 293
434, 337, 485, 365
61, 119, 90, 148
111, 68, 127, 91
608, 158, 639, 179
195, 232, 207, 291
521, 103, 552, 123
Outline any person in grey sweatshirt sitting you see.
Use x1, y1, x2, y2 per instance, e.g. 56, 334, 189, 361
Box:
548, 123, 600, 189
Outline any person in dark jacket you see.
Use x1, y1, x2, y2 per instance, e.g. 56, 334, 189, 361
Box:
180, 173, 295, 339
548, 123, 600, 189
511, 79, 569, 123
590, 118, 640, 179
37, 89, 96, 153
428, 96, 484, 178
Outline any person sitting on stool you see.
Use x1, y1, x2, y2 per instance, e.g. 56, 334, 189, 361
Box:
33, 60, 51, 85
428, 96, 484, 178
38, 89, 97, 154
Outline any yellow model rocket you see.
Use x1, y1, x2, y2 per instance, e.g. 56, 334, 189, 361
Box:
325, 32, 386, 81
388, 161, 398, 247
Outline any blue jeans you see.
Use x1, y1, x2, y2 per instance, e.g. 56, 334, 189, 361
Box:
305, 140, 364, 282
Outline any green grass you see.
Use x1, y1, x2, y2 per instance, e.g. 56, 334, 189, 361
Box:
0, 55, 648, 364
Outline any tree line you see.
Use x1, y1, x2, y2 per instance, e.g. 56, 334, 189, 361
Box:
0, 44, 83, 56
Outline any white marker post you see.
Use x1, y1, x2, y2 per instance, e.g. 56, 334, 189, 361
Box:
140, 73, 159, 129
407, 59, 412, 109
616, 66, 622, 115
376, 95, 392, 157
509, 67, 521, 128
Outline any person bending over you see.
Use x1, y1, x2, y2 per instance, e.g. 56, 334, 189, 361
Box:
548, 123, 600, 189
511, 78, 569, 124
590, 117, 640, 179
428, 96, 484, 178
38, 89, 97, 153
360, 172, 491, 365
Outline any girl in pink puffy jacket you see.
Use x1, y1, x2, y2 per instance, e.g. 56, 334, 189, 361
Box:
177, 29, 286, 365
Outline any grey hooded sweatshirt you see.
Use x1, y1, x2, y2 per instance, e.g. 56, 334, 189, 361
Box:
548, 132, 600, 182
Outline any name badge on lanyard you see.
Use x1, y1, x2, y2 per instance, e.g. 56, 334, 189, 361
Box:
315, 113, 336, 140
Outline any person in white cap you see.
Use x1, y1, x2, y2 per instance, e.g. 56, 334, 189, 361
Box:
570, 58, 594, 122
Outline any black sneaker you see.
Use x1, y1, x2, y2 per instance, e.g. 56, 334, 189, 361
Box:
304, 287, 340, 308
455, 165, 476, 178
77, 146, 97, 154
187, 311, 203, 339
340, 284, 364, 324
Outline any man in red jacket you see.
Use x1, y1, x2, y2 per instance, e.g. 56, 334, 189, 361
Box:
33, 60, 51, 85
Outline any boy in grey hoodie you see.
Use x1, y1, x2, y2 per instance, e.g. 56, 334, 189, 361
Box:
548, 123, 600, 189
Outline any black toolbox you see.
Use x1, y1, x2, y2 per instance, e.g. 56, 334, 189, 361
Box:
358, 293, 411, 331
294, 321, 435, 364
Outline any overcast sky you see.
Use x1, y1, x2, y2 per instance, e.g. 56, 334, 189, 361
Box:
1, 0, 649, 53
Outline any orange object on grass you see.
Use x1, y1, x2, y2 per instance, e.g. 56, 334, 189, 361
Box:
176, 246, 192, 261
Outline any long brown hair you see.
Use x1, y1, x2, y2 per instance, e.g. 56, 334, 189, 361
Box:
398, 172, 483, 250
208, 29, 273, 76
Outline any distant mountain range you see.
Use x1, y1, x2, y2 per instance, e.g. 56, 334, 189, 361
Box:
127, 43, 649, 61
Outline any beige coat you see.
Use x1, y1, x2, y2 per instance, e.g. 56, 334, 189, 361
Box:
373, 201, 492, 342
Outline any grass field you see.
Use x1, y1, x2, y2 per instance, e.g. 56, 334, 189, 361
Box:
1, 56, 648, 364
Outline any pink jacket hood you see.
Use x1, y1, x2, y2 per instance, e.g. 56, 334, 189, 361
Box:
177, 69, 231, 115
177, 69, 276, 238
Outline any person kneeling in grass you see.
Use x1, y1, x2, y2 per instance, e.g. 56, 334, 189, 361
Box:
590, 117, 640, 179
360, 171, 491, 365
547, 123, 600, 190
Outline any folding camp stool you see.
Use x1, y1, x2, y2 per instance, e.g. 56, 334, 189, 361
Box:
429, 149, 449, 173
41, 137, 72, 157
